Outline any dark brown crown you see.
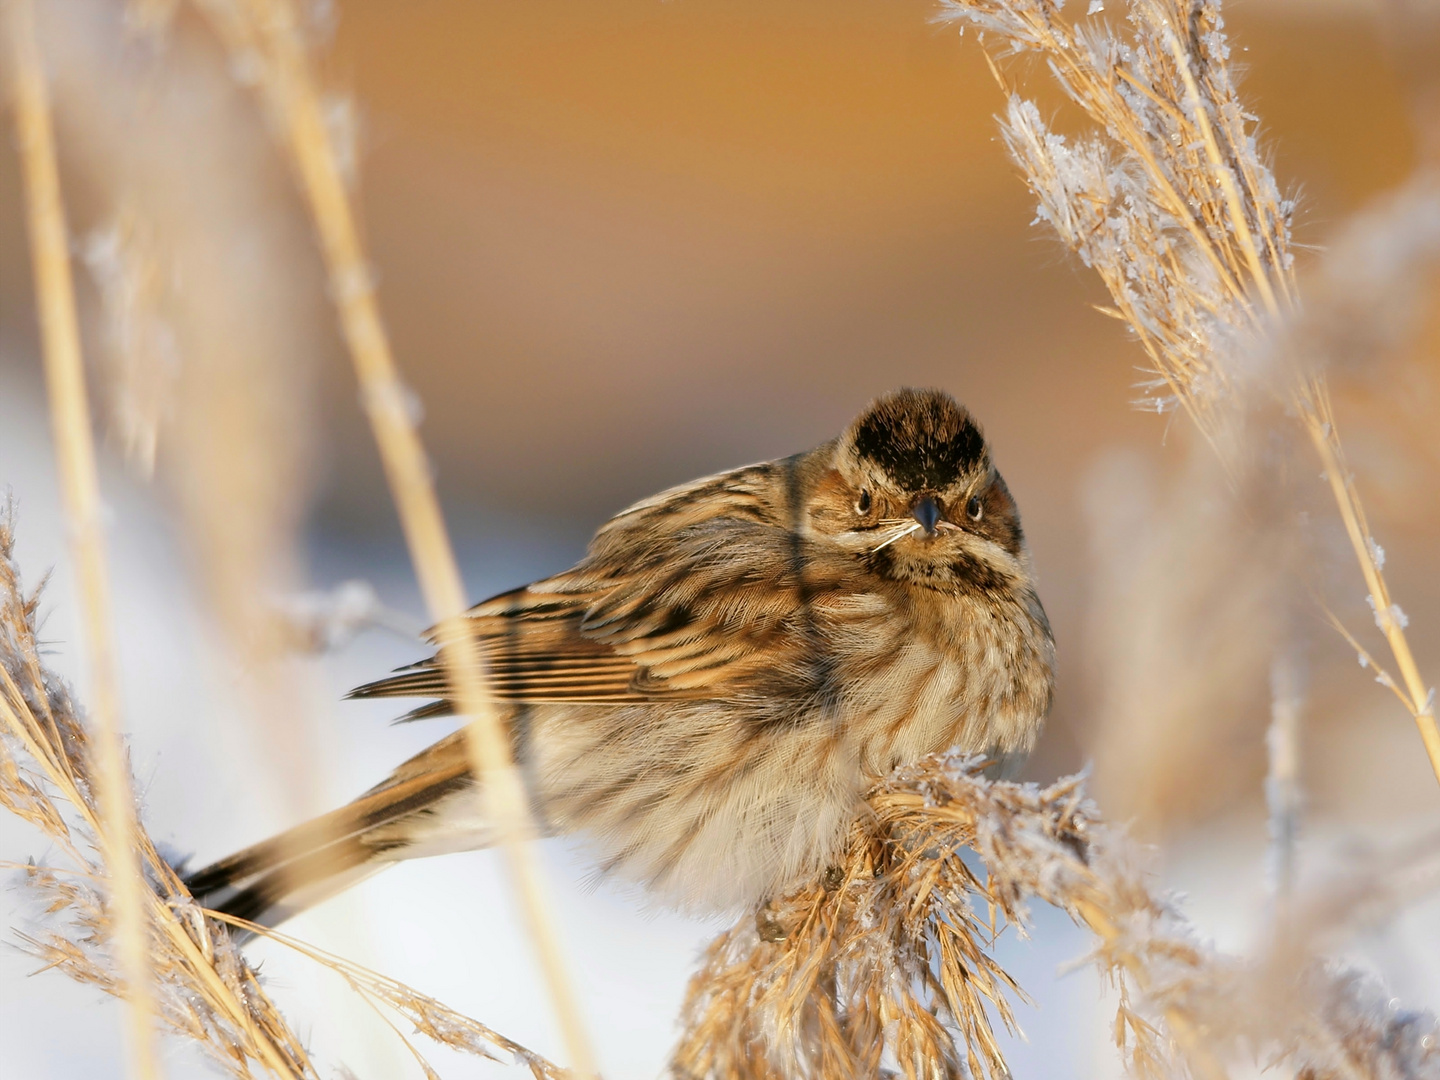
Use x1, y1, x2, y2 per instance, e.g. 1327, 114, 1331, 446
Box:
846, 388, 987, 491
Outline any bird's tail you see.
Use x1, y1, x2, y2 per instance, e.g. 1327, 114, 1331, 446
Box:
183, 731, 474, 932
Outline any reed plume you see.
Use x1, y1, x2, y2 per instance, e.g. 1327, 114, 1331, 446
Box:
0, 508, 314, 1078
933, 0, 1440, 782
674, 751, 1440, 1080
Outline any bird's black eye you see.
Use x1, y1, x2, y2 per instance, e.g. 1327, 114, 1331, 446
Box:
966, 495, 984, 520
856, 489, 871, 514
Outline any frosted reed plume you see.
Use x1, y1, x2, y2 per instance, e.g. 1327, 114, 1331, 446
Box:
79, 210, 175, 480
934, 0, 1440, 781
0, 509, 570, 1079
674, 752, 1440, 1080
673, 755, 1096, 1080
0, 509, 313, 1079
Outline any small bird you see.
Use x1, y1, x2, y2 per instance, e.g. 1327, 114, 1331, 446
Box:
185, 388, 1054, 927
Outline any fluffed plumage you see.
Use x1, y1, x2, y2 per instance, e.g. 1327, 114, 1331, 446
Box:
185, 388, 1055, 926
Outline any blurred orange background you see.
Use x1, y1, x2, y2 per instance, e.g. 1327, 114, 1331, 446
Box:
2, 1, 1439, 1074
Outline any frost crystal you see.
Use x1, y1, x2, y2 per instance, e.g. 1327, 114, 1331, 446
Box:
1366, 595, 1410, 631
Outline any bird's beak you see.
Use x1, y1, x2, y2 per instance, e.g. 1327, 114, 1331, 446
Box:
912, 495, 940, 535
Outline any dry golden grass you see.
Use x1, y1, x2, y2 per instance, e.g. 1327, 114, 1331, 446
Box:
0, 509, 314, 1079
675, 752, 1440, 1080
3, 0, 1440, 1077
935, 0, 1440, 781
179, 0, 600, 1069
0, 507, 571, 1078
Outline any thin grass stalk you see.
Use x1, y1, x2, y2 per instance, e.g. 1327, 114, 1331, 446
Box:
204, 911, 573, 1080
1266, 650, 1303, 908
188, 1, 598, 1073
4, 2, 160, 1075
1304, 402, 1440, 769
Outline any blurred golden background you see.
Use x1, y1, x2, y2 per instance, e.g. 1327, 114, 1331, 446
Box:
1, 0, 1438, 1075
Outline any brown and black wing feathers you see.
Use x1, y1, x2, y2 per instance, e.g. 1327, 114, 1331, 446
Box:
186, 455, 885, 929
349, 457, 864, 714
347, 586, 658, 710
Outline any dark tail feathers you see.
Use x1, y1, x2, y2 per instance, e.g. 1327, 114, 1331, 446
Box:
184, 746, 472, 932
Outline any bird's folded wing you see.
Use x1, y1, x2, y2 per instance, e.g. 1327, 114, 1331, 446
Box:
349, 516, 866, 711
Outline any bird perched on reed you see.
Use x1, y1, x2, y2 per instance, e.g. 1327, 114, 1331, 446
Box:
185, 388, 1054, 926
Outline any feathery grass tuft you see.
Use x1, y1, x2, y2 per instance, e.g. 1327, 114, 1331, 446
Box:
0, 508, 314, 1079
676, 753, 1440, 1079
935, 0, 1440, 783
0, 507, 572, 1078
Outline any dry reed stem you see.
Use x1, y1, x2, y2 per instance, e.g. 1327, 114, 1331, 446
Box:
672, 757, 1052, 1080
936, 0, 1440, 786
5, 2, 160, 1074
67, 2, 331, 827
180, 1, 598, 1073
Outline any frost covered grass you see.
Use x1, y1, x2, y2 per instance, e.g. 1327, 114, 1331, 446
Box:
0, 510, 316, 1079
675, 754, 1440, 1080
933, 0, 1440, 784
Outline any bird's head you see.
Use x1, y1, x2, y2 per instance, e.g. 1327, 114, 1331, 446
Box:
807, 388, 1028, 591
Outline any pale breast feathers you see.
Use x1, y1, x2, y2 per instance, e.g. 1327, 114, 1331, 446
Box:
349, 460, 886, 715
